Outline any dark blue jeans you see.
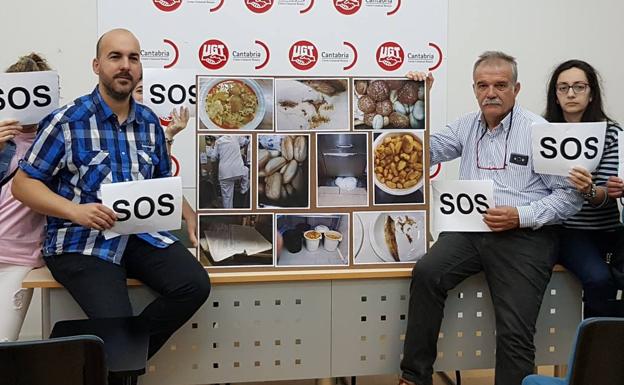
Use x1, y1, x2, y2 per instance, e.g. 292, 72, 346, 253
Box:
558, 227, 624, 318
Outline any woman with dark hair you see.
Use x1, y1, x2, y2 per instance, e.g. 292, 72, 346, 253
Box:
545, 59, 624, 317
0, 53, 52, 341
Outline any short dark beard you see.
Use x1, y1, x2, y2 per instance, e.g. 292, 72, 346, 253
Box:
102, 81, 131, 101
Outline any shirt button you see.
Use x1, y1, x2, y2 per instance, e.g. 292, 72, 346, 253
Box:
121, 152, 126, 155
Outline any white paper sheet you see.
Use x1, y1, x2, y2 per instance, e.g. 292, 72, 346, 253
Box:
203, 224, 271, 262
101, 177, 182, 239
432, 180, 494, 233
0, 71, 59, 125
532, 122, 606, 176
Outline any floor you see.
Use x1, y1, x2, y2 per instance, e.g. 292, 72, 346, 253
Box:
227, 370, 492, 385
225, 367, 558, 385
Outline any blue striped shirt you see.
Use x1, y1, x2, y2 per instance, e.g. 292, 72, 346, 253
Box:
430, 104, 583, 229
563, 122, 623, 230
20, 87, 176, 264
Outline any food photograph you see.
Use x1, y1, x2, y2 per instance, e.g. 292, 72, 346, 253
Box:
197, 76, 274, 131
275, 78, 349, 131
373, 131, 425, 205
316, 133, 368, 207
257, 134, 310, 208
276, 214, 349, 267
353, 78, 425, 130
197, 134, 251, 210
198, 214, 274, 267
353, 211, 427, 264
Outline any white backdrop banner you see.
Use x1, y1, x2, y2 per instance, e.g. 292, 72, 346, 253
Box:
98, 1, 447, 76
0, 71, 59, 125
432, 180, 494, 233
532, 122, 606, 177
101, 177, 183, 238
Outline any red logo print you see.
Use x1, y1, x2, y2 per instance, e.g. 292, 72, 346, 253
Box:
245, 0, 274, 13
289, 40, 318, 71
198, 39, 229, 70
334, 0, 361, 15
376, 42, 404, 71
153, 0, 182, 12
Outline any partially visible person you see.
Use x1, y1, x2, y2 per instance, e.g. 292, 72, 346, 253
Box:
399, 52, 583, 385
545, 59, 624, 317
132, 78, 189, 155
11, 30, 209, 385
606, 177, 624, 289
0, 53, 51, 342
206, 135, 250, 208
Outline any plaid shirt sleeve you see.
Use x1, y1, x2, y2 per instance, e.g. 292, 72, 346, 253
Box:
19, 115, 66, 182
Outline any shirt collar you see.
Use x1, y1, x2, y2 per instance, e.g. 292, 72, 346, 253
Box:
90, 86, 143, 125
478, 104, 517, 133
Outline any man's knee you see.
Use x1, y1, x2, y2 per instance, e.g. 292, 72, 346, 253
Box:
410, 257, 445, 295
193, 270, 211, 304
182, 267, 211, 307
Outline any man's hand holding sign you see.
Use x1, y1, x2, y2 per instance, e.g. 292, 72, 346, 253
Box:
483, 206, 520, 232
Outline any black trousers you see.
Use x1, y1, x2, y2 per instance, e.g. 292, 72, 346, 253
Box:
46, 236, 211, 359
400, 228, 558, 385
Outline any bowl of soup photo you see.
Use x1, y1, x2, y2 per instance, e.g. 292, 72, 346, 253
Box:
199, 78, 266, 130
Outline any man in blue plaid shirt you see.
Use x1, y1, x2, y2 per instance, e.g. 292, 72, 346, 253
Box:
12, 29, 210, 377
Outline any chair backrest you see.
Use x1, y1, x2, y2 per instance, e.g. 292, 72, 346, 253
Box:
0, 335, 107, 385
568, 317, 624, 385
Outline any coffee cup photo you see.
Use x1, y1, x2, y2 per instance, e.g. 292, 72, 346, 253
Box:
304, 230, 321, 251
323, 230, 342, 251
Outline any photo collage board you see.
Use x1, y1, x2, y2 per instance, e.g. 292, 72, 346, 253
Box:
97, 0, 448, 273
195, 76, 431, 271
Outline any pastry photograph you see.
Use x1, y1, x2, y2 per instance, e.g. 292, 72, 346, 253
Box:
352, 78, 425, 130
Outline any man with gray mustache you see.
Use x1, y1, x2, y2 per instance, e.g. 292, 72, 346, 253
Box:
399, 52, 583, 385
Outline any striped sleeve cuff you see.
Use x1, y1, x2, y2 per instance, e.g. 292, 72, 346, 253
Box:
18, 159, 50, 182
517, 205, 538, 229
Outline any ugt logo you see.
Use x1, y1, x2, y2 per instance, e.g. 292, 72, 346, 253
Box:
245, 0, 274, 13
334, 0, 361, 15
153, 0, 182, 12
289, 40, 318, 71
198, 39, 229, 70
376, 41, 404, 71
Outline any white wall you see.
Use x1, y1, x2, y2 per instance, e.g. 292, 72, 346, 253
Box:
4, 0, 624, 338
447, 0, 624, 124
3, 1, 623, 123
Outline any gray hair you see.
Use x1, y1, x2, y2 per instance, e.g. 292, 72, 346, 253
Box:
473, 51, 518, 83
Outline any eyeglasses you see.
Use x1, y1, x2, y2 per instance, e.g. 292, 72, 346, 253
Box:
476, 109, 513, 170
556, 82, 589, 95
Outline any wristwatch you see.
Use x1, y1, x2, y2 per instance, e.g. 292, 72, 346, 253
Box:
165, 136, 175, 145
581, 184, 597, 200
